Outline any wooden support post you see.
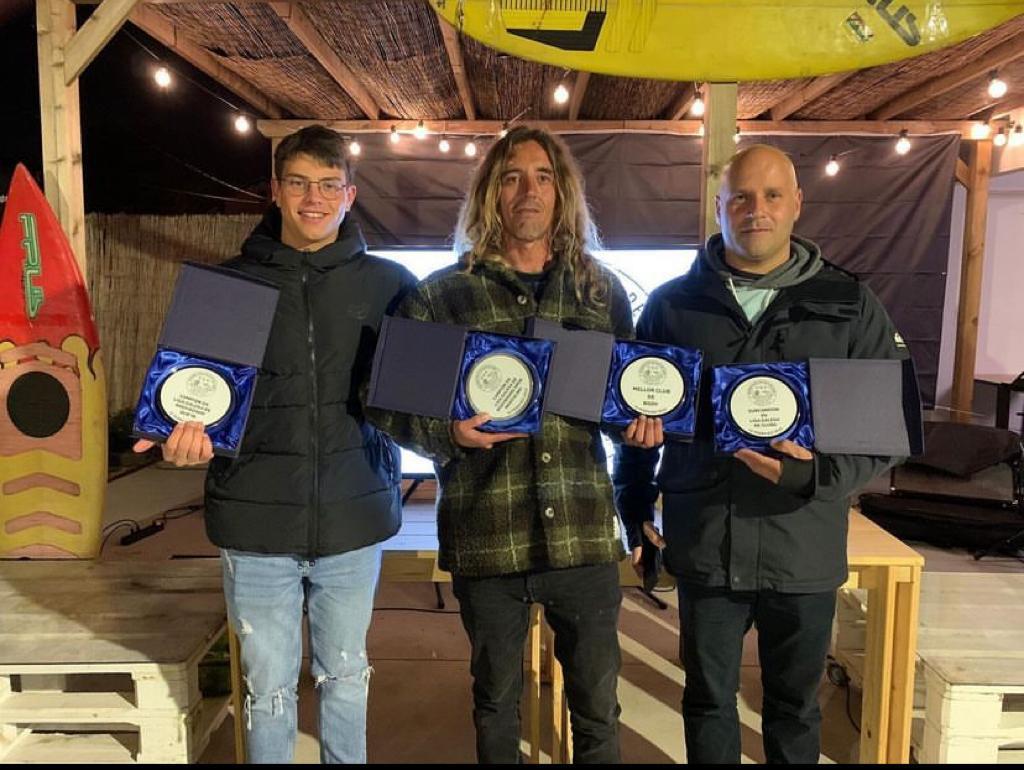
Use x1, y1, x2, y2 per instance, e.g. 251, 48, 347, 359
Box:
951, 140, 993, 423
36, 0, 87, 277
699, 83, 738, 243
63, 0, 139, 84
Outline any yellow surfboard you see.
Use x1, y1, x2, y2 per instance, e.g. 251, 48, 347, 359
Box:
431, 1, 1024, 81
0, 165, 107, 559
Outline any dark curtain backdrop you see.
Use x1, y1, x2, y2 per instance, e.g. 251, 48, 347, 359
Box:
350, 133, 959, 405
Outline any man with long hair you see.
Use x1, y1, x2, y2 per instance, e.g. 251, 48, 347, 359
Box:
370, 126, 649, 763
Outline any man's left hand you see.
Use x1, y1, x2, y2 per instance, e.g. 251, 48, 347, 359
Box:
734, 439, 813, 484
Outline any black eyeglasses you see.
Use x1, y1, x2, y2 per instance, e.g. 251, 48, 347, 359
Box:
277, 176, 349, 200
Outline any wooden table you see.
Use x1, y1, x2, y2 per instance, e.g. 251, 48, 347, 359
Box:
0, 559, 234, 763
385, 502, 924, 764
842, 509, 925, 764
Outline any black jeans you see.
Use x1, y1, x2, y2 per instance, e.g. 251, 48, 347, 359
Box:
452, 563, 623, 764
678, 584, 837, 764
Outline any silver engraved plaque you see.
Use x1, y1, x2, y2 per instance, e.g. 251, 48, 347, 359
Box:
728, 375, 799, 438
465, 352, 534, 422
618, 356, 685, 417
158, 366, 234, 426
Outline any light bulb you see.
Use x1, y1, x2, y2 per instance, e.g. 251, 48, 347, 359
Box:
1011, 125, 1024, 147
690, 97, 705, 117
233, 114, 251, 134
825, 156, 840, 176
553, 83, 570, 104
465, 141, 478, 157
994, 129, 1008, 147
389, 125, 400, 144
154, 66, 172, 89
413, 120, 427, 140
988, 73, 1008, 99
348, 140, 361, 156
970, 122, 991, 140
438, 138, 450, 153
895, 130, 911, 155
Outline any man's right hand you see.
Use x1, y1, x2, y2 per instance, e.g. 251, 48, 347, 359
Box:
630, 520, 667, 580
133, 421, 214, 466
451, 413, 528, 450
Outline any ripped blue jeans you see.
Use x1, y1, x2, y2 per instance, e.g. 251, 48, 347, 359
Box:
221, 544, 381, 763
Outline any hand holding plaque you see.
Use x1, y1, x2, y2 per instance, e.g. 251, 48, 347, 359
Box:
132, 264, 279, 458
602, 341, 703, 441
712, 362, 814, 454
453, 332, 553, 434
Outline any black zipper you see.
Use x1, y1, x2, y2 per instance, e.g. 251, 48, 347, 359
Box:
302, 266, 320, 556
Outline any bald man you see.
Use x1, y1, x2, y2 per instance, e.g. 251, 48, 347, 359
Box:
614, 145, 908, 763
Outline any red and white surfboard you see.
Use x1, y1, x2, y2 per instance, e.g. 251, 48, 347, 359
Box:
0, 164, 107, 558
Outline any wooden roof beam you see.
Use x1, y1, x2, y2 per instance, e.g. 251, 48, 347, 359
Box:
871, 35, 1024, 120
567, 71, 590, 121
258, 118, 997, 139
269, 2, 381, 120
438, 17, 476, 120
129, 4, 285, 119
64, 0, 140, 83
768, 71, 855, 121
664, 83, 698, 121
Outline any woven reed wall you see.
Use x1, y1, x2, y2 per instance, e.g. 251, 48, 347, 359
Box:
85, 214, 260, 415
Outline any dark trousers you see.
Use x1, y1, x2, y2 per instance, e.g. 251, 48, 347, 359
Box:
452, 563, 623, 764
678, 584, 837, 764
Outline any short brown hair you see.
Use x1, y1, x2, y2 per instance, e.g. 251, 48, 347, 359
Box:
274, 125, 355, 183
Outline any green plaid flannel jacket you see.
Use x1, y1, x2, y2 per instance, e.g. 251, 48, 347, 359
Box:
367, 255, 634, 578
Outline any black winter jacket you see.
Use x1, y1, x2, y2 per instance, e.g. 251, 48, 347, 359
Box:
614, 249, 909, 593
203, 211, 417, 556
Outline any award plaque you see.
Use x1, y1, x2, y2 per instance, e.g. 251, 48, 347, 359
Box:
712, 362, 814, 453
157, 366, 235, 427
132, 262, 279, 457
452, 331, 554, 433
727, 374, 800, 439
599, 340, 703, 441
618, 356, 686, 418
465, 352, 536, 422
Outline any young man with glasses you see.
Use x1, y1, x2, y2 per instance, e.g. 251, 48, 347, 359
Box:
134, 125, 415, 763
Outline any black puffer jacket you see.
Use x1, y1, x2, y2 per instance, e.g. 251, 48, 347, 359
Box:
204, 210, 417, 556
614, 249, 909, 593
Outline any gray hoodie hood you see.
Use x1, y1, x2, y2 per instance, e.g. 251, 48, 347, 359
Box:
703, 232, 823, 289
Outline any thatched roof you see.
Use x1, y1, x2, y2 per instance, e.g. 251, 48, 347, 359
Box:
127, 1, 1024, 128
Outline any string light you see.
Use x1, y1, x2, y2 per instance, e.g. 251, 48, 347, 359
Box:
465, 140, 478, 157
825, 155, 840, 176
691, 84, 705, 117
153, 65, 172, 89
988, 70, 1008, 99
233, 114, 251, 134
994, 127, 1007, 147
348, 139, 361, 156
413, 120, 428, 140
389, 125, 400, 145
1011, 123, 1024, 148
438, 137, 450, 153
499, 122, 509, 138
895, 129, 912, 155
970, 121, 991, 140
733, 126, 741, 143
553, 83, 570, 104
